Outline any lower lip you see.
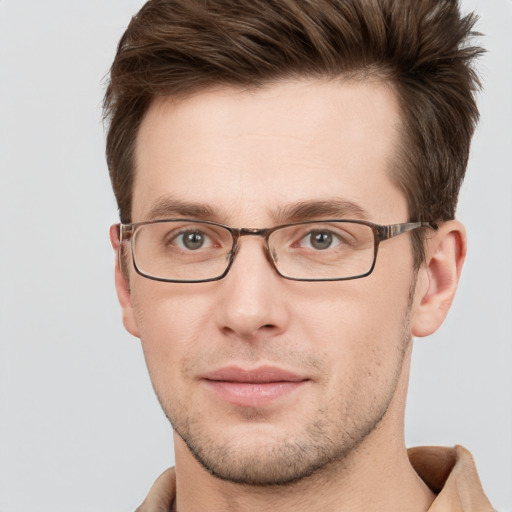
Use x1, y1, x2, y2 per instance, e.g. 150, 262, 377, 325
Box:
204, 380, 307, 407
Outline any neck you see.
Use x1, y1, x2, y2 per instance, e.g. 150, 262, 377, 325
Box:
173, 345, 435, 512
174, 441, 434, 512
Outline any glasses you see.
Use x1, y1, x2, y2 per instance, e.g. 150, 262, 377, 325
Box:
114, 219, 437, 283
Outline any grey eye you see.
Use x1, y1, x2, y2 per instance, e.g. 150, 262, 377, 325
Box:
309, 231, 333, 250
181, 231, 206, 250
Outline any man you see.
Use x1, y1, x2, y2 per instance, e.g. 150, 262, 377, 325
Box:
104, 0, 494, 510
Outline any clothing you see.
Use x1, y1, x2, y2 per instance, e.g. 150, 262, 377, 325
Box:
136, 445, 494, 511
408, 446, 494, 511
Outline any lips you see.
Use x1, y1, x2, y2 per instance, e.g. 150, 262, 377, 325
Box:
202, 366, 309, 407
204, 366, 306, 383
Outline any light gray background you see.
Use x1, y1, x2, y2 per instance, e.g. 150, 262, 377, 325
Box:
0, 1, 510, 511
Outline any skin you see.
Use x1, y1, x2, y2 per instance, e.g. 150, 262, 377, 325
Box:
111, 79, 466, 511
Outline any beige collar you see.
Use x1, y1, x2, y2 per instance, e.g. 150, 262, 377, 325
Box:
409, 445, 494, 511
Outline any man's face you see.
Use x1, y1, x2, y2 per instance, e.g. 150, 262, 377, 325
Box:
123, 79, 419, 485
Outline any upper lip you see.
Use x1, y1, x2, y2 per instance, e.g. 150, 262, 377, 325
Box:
202, 366, 307, 383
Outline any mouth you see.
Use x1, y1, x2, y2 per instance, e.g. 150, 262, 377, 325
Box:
201, 366, 309, 407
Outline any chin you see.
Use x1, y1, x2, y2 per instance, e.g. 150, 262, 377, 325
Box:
173, 417, 374, 487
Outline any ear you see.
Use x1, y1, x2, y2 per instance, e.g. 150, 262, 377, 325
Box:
109, 225, 141, 338
411, 220, 466, 338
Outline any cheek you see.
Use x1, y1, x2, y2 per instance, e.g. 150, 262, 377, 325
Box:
292, 271, 413, 374
131, 285, 215, 384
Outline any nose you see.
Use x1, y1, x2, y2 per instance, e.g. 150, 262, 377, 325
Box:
215, 237, 290, 341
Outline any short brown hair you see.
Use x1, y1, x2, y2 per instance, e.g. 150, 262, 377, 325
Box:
104, 0, 483, 264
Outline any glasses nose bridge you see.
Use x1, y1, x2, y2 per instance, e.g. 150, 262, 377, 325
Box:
230, 227, 276, 267
238, 226, 271, 236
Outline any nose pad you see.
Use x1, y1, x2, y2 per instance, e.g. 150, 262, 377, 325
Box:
224, 241, 240, 274
266, 238, 285, 279
264, 242, 278, 267
259, 239, 283, 278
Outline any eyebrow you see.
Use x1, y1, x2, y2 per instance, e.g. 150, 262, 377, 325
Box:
272, 199, 370, 224
143, 196, 370, 225
144, 197, 222, 221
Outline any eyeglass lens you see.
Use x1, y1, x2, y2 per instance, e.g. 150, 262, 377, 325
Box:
131, 220, 377, 282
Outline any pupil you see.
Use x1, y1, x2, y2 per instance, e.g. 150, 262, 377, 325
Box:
184, 232, 204, 250
311, 231, 332, 250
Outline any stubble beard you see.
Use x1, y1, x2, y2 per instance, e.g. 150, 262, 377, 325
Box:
157, 288, 415, 487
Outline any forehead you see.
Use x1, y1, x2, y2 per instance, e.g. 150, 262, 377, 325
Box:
133, 79, 407, 224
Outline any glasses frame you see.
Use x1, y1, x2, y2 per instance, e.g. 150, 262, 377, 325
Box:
114, 218, 438, 283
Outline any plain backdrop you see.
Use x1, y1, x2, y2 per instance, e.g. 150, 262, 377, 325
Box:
0, 1, 510, 511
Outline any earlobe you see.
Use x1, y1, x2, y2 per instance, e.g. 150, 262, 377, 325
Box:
411, 220, 467, 338
109, 225, 141, 339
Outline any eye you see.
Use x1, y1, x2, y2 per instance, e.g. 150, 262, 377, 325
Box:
286, 224, 353, 252
301, 230, 341, 251
172, 230, 212, 250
